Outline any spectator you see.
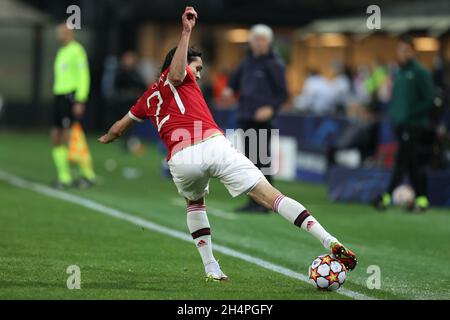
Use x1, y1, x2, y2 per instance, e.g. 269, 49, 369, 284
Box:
327, 96, 380, 168
213, 69, 232, 108
330, 62, 352, 115
115, 51, 148, 100
138, 56, 158, 85
293, 69, 335, 115
111, 51, 148, 151
223, 24, 288, 213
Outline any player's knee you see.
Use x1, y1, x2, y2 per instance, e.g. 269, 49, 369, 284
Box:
249, 180, 282, 210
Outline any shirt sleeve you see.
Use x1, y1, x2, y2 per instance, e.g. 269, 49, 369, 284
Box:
73, 45, 90, 103
128, 94, 148, 122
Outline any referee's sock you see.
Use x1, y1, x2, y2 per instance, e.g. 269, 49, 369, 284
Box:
52, 145, 72, 184
78, 157, 96, 181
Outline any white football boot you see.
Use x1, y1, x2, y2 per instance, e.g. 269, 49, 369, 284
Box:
205, 260, 229, 282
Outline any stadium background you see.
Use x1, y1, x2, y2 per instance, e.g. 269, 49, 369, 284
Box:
0, 0, 450, 300
1, 0, 449, 206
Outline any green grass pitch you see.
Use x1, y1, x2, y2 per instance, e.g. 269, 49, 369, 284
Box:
0, 131, 449, 299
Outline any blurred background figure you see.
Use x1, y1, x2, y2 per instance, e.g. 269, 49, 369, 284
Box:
113, 51, 147, 121
374, 35, 437, 212
327, 99, 380, 169
223, 24, 288, 213
51, 23, 95, 189
111, 51, 148, 153
329, 61, 352, 115
431, 51, 450, 170
293, 69, 335, 115
212, 68, 231, 108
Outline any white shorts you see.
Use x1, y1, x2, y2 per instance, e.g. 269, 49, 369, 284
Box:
168, 135, 264, 201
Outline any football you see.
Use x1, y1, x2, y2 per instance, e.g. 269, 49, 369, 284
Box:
308, 254, 347, 291
392, 184, 415, 207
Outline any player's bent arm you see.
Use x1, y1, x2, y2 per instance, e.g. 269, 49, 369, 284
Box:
98, 113, 135, 144
168, 7, 197, 86
168, 32, 190, 86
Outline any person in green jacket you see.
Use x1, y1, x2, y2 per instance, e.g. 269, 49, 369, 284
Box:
51, 24, 95, 188
375, 35, 436, 212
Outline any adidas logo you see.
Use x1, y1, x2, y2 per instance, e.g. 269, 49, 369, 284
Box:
197, 240, 207, 247
306, 220, 315, 231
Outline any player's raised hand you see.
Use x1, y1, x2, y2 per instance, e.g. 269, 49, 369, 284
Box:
182, 6, 197, 33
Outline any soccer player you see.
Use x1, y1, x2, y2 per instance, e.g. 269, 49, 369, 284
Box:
51, 23, 96, 188
99, 7, 357, 281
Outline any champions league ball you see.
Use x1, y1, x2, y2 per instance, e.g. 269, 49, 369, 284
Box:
392, 184, 415, 207
308, 254, 347, 291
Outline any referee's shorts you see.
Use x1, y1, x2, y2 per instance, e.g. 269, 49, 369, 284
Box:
52, 92, 75, 129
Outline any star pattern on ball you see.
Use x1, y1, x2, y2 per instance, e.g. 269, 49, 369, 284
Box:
310, 268, 320, 281
320, 255, 332, 265
325, 270, 339, 284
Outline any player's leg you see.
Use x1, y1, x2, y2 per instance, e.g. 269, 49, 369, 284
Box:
50, 125, 72, 187
185, 197, 228, 281
407, 134, 429, 212
248, 178, 337, 249
374, 127, 407, 210
51, 95, 73, 188
248, 178, 358, 270
168, 142, 227, 281
213, 135, 357, 270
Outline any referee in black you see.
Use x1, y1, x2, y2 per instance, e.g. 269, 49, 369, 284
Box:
224, 24, 288, 213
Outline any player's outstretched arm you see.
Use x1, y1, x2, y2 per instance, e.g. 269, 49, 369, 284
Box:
98, 113, 135, 144
168, 6, 197, 86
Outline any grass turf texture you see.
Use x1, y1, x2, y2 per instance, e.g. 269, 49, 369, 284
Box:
0, 130, 449, 299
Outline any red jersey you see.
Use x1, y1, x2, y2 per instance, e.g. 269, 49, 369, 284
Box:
128, 66, 223, 159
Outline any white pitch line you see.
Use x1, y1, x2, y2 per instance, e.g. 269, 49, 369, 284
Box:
0, 170, 374, 300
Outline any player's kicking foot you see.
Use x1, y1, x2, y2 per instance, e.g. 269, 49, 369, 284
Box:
205, 261, 229, 282
330, 242, 358, 271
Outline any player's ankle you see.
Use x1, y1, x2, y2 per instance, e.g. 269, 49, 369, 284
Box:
326, 237, 339, 251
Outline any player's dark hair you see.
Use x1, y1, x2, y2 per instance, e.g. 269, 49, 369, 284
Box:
161, 47, 202, 74
399, 34, 415, 50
